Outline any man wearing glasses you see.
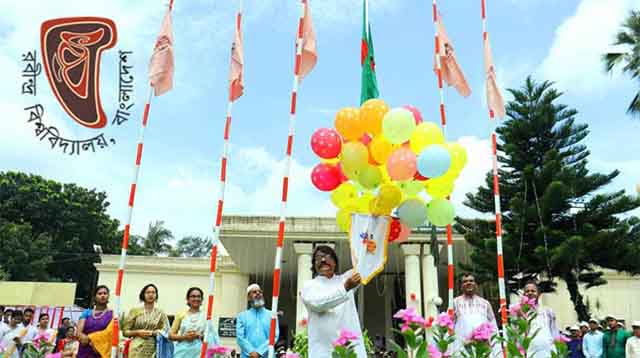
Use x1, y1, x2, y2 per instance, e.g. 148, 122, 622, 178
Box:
300, 245, 365, 358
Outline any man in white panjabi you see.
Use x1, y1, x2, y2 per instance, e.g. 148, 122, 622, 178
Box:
452, 273, 499, 353
300, 245, 366, 358
524, 281, 559, 358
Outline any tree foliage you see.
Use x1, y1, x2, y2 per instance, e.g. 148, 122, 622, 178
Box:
603, 10, 640, 117
0, 171, 120, 305
456, 78, 640, 321
171, 235, 212, 257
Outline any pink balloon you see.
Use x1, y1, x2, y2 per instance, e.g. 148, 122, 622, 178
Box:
403, 105, 423, 124
311, 163, 341, 191
311, 128, 342, 159
386, 147, 417, 181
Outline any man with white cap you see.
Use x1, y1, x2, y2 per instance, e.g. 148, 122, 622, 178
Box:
567, 325, 585, 358
236, 284, 279, 358
602, 314, 630, 358
583, 318, 603, 358
626, 321, 640, 358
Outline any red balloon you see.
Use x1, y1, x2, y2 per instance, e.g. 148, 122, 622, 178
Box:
311, 128, 342, 159
414, 172, 429, 181
311, 163, 341, 191
403, 105, 423, 125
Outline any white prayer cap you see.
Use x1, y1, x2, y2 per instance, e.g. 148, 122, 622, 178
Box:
605, 314, 620, 320
569, 325, 580, 331
247, 283, 261, 294
588, 318, 599, 324
579, 321, 589, 327
632, 321, 640, 328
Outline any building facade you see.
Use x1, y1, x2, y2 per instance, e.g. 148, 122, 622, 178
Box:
96, 215, 640, 350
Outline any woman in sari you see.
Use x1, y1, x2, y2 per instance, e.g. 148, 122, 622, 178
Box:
0, 310, 27, 358
25, 313, 57, 346
123, 283, 168, 358
57, 326, 80, 358
169, 287, 219, 358
77, 285, 114, 358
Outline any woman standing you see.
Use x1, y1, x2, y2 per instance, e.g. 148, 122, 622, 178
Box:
77, 285, 114, 358
523, 281, 559, 358
169, 287, 219, 358
25, 313, 57, 346
123, 284, 168, 358
57, 327, 80, 358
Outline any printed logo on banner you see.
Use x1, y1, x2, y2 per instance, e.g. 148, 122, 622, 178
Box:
20, 17, 135, 155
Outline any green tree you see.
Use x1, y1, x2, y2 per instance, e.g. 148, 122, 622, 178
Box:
603, 10, 640, 117
171, 235, 212, 257
0, 220, 52, 281
0, 171, 120, 305
456, 78, 640, 321
143, 221, 173, 255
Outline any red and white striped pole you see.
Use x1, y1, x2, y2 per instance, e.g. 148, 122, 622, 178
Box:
201, 3, 243, 358
267, 2, 307, 357
431, 0, 455, 314
481, 0, 508, 351
110, 87, 154, 358
111, 87, 154, 358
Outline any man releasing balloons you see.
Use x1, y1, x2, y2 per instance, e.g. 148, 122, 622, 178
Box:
309, 99, 468, 236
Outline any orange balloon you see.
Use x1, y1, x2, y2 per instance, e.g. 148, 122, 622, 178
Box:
335, 107, 364, 141
360, 99, 389, 136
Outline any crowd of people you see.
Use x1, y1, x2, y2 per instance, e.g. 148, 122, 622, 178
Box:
0, 244, 638, 358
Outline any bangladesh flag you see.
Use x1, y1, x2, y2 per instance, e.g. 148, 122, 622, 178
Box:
360, 0, 379, 104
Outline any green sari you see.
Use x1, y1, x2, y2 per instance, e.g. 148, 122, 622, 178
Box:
122, 307, 168, 358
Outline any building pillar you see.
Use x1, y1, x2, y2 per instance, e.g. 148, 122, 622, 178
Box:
401, 244, 422, 316
294, 242, 313, 333
422, 252, 442, 319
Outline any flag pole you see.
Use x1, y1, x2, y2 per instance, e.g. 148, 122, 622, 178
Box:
267, 1, 307, 357
481, 0, 508, 351
431, 0, 455, 315
201, 1, 243, 357
111, 86, 154, 358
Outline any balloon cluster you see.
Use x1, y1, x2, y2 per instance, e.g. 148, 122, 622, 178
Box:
310, 99, 468, 235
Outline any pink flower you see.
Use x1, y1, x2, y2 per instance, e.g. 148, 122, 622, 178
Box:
333, 329, 360, 347
521, 296, 538, 310
45, 354, 62, 358
469, 322, 496, 342
508, 303, 522, 317
435, 312, 454, 330
555, 335, 571, 343
393, 307, 426, 327
428, 344, 443, 358
285, 353, 300, 358
207, 345, 231, 358
299, 318, 308, 328
424, 316, 435, 329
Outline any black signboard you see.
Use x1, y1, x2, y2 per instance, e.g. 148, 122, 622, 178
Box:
218, 317, 237, 338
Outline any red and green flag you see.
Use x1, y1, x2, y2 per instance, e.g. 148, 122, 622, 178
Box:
360, 0, 379, 104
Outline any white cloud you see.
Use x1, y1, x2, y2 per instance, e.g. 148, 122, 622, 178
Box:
451, 136, 494, 219
538, 0, 635, 94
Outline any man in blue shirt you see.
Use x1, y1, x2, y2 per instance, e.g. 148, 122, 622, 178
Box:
236, 284, 279, 358
568, 325, 585, 358
583, 318, 604, 358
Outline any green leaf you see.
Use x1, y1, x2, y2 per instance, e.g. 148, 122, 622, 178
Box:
388, 340, 409, 358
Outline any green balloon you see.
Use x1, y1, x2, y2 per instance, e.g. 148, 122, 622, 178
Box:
397, 180, 424, 197
382, 108, 416, 144
426, 198, 456, 227
397, 198, 427, 228
359, 165, 382, 190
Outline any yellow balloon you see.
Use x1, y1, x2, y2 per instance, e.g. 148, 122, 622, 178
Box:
378, 184, 402, 209
369, 136, 394, 164
336, 208, 353, 233
410, 122, 445, 153
445, 142, 468, 172
379, 165, 391, 184
321, 157, 340, 165
360, 99, 389, 135
355, 192, 375, 213
335, 107, 364, 141
341, 141, 368, 171
331, 183, 358, 209
425, 177, 454, 199
369, 197, 392, 216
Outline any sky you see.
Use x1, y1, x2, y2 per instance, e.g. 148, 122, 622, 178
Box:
1, 0, 639, 243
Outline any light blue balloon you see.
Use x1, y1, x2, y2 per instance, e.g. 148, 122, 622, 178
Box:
397, 199, 427, 228
417, 144, 451, 178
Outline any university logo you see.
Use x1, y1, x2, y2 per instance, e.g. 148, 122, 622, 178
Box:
21, 17, 135, 155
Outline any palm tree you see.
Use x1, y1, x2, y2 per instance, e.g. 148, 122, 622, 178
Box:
143, 221, 174, 254
603, 10, 640, 117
